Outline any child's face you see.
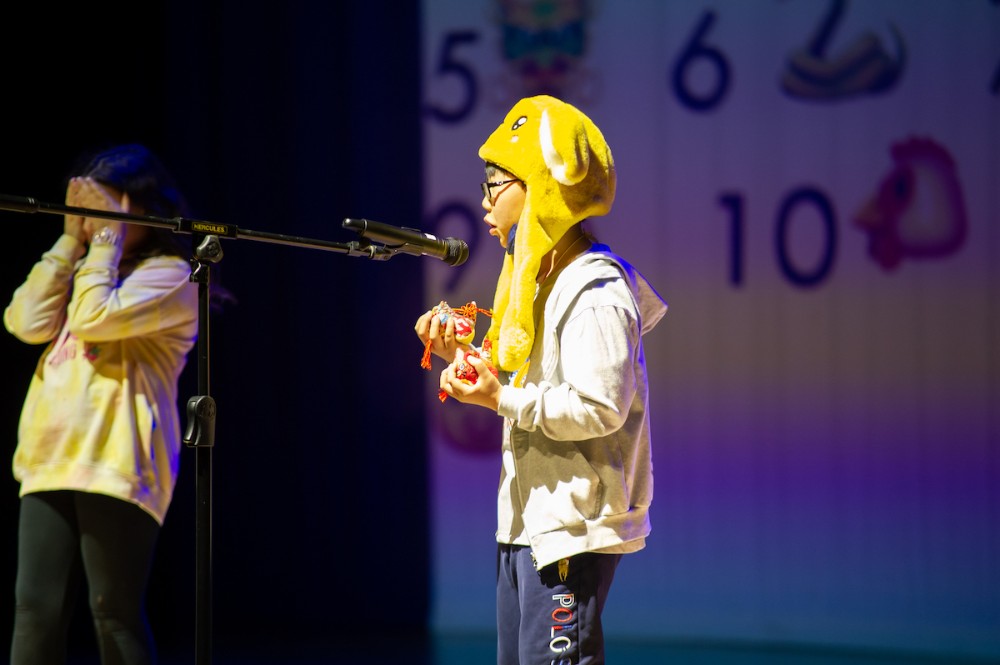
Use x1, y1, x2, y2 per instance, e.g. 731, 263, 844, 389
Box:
482, 171, 525, 250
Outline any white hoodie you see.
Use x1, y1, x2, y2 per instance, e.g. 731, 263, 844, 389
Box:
495, 244, 668, 569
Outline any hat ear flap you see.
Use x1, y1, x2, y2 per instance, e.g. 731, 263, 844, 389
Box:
495, 199, 548, 370
485, 254, 514, 356
540, 107, 590, 186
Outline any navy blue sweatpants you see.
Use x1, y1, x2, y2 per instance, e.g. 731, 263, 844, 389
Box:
496, 544, 621, 665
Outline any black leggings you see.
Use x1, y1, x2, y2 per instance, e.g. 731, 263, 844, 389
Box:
11, 491, 161, 665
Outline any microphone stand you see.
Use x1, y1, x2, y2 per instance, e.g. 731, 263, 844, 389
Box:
0, 193, 412, 665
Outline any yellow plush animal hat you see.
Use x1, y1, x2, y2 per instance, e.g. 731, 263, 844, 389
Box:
478, 95, 616, 371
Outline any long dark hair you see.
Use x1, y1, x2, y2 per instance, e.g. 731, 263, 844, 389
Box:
72, 143, 190, 262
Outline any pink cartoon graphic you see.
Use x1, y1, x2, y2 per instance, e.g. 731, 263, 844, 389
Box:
853, 137, 968, 271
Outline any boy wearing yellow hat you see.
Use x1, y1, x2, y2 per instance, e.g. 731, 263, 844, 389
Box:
416, 95, 667, 664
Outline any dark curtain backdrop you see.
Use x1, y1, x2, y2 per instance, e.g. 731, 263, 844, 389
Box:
0, 1, 428, 658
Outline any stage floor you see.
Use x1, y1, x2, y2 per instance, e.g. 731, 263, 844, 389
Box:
140, 632, 993, 665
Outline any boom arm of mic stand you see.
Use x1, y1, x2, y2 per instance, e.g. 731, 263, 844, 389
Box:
0, 192, 404, 261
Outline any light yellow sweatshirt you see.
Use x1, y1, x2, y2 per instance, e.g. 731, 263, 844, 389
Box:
4, 233, 198, 524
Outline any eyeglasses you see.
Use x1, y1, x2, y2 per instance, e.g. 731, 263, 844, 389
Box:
480, 178, 521, 204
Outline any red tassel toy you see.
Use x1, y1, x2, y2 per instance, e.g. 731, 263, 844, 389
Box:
420, 301, 492, 369
420, 301, 497, 402
438, 346, 499, 402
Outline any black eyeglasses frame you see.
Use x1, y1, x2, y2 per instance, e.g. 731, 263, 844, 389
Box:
480, 178, 521, 204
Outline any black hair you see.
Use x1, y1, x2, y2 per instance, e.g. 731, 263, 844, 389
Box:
485, 162, 512, 180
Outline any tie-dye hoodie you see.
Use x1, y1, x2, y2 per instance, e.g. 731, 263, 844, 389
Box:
4, 233, 198, 524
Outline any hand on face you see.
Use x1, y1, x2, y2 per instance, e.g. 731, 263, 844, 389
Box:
63, 177, 89, 244
65, 177, 128, 243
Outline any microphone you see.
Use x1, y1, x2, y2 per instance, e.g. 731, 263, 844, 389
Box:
342, 218, 469, 266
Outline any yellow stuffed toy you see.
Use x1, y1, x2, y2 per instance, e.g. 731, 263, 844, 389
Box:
478, 95, 616, 372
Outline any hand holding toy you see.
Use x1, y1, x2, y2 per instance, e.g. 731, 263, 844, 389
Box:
438, 347, 500, 403
420, 301, 492, 369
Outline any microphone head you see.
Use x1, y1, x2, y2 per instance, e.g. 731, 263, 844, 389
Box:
444, 238, 470, 267
342, 218, 366, 233
342, 217, 469, 266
